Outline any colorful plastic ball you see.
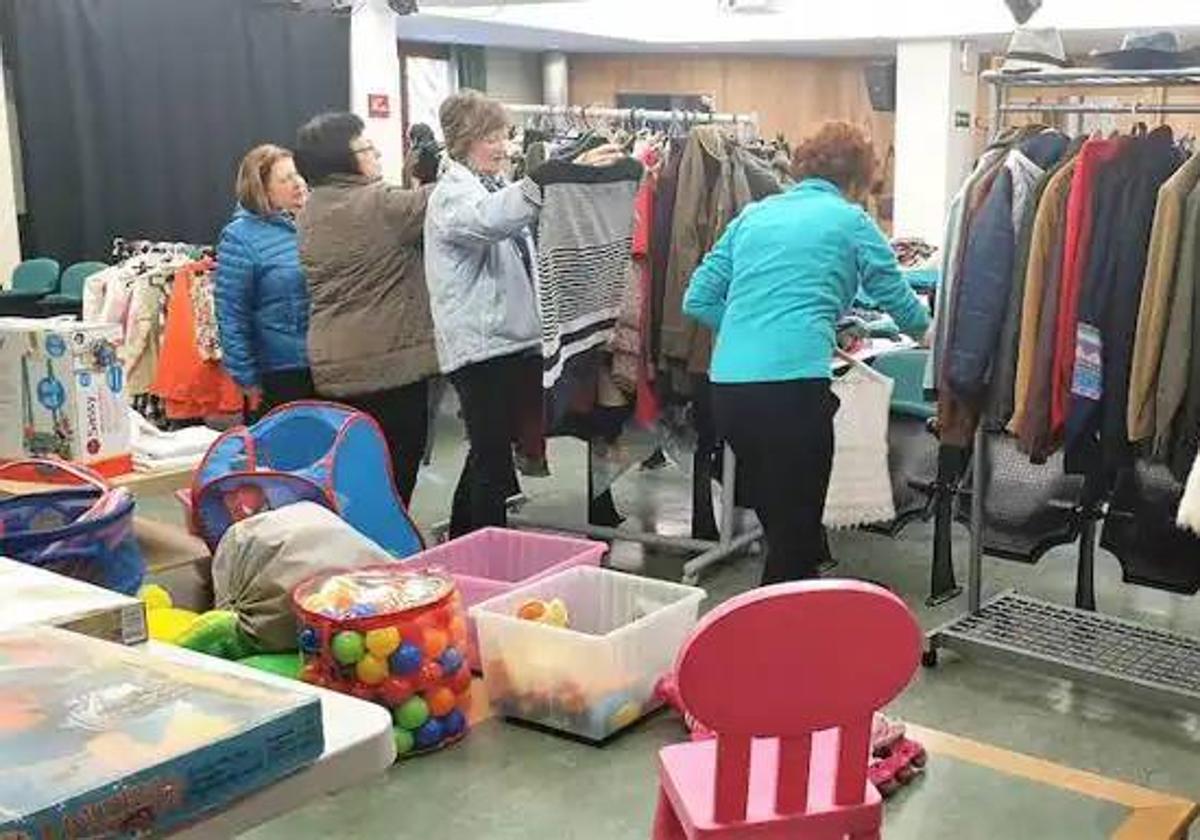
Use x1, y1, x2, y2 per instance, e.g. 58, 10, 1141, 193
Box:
427, 687, 456, 717
331, 631, 366, 665
365, 627, 401, 659
299, 662, 325, 686
356, 653, 389, 686
418, 660, 444, 687
298, 627, 320, 654
389, 642, 423, 676
394, 695, 430, 731
379, 676, 416, 707
448, 616, 468, 645
413, 717, 444, 749
441, 709, 467, 738
395, 622, 420, 644
393, 726, 415, 756
450, 665, 472, 693
421, 628, 448, 659
610, 701, 641, 731
438, 647, 464, 676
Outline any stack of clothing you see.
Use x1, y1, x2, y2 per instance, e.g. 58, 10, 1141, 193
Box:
130, 410, 219, 472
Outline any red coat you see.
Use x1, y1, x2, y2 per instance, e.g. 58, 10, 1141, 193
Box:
1050, 137, 1127, 439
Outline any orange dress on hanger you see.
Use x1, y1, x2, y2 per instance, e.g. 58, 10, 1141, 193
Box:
150, 260, 243, 420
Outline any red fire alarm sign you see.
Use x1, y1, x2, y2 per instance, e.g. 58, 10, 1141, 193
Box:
367, 94, 390, 119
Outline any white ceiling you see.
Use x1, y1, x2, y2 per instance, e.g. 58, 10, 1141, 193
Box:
400, 0, 1200, 57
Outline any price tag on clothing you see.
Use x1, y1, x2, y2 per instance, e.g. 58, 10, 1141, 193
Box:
1071, 322, 1103, 401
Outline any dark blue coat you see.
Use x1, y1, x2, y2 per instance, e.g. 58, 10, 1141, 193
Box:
945, 132, 1068, 401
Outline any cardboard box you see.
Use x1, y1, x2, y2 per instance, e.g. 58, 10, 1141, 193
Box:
0, 626, 324, 838
0, 319, 130, 468
0, 556, 148, 644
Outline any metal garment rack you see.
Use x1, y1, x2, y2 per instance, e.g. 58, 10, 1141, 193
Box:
926, 66, 1200, 714
452, 101, 764, 583
505, 102, 758, 128
508, 441, 762, 586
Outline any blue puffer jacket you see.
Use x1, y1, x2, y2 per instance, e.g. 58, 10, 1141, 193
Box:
215, 206, 309, 387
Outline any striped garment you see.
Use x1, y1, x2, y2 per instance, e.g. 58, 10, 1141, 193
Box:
533, 158, 643, 390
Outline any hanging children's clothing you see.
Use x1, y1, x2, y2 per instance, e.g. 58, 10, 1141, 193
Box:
150, 261, 242, 420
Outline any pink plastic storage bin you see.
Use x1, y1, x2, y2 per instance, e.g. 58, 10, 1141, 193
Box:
401, 527, 606, 670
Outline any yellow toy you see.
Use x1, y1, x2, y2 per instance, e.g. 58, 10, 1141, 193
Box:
515, 598, 570, 629
140, 584, 201, 644
138, 584, 257, 659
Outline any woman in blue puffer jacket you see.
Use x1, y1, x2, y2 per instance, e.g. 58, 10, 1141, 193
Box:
215, 143, 312, 414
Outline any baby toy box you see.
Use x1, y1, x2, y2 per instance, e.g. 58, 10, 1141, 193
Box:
0, 556, 147, 644
0, 626, 323, 837
0, 318, 130, 471
473, 566, 704, 741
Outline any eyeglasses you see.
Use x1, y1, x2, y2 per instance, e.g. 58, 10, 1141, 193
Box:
352, 142, 381, 158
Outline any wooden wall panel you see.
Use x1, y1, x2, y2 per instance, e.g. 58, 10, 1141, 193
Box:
568, 54, 895, 152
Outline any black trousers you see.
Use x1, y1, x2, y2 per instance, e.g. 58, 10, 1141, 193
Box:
259, 367, 316, 416
333, 379, 430, 507
449, 353, 526, 538
712, 379, 838, 585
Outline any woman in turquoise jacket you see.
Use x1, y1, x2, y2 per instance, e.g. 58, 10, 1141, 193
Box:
215, 144, 311, 415
684, 122, 930, 584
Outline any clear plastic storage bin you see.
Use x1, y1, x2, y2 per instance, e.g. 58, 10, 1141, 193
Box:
403, 528, 606, 670
472, 566, 705, 741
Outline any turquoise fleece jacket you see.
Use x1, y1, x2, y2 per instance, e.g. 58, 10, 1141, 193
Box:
684, 178, 930, 383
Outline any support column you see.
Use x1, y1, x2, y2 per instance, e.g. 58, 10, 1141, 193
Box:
542, 51, 568, 107
0, 45, 21, 285
350, 0, 405, 183
893, 39, 978, 244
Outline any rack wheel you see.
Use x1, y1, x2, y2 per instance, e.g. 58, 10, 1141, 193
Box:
921, 649, 938, 668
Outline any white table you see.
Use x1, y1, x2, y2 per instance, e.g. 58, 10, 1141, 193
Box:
141, 643, 397, 838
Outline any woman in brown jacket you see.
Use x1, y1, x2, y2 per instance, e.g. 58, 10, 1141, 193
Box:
295, 112, 438, 505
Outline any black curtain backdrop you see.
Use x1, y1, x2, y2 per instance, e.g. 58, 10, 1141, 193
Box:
4, 0, 349, 263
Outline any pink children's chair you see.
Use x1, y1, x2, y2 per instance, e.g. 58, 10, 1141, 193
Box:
652, 579, 922, 840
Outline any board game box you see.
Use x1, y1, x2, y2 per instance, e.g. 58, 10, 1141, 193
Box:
0, 626, 324, 837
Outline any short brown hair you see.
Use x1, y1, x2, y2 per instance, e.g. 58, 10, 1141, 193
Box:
236, 144, 293, 216
439, 89, 509, 163
790, 122, 875, 194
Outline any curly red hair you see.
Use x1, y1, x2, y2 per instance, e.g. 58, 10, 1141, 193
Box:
790, 121, 875, 194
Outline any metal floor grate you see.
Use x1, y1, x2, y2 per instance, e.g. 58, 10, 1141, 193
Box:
930, 591, 1200, 709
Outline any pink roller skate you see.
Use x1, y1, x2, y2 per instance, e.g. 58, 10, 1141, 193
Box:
869, 737, 928, 797
653, 674, 714, 741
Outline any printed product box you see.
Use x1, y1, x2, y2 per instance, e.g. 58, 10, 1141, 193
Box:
0, 319, 130, 469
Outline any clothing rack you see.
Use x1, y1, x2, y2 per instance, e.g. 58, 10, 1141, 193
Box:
508, 440, 760, 585
926, 67, 1200, 714
427, 442, 760, 585
505, 103, 758, 128
445, 100, 764, 581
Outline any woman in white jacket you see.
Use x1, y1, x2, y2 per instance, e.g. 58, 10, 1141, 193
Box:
424, 90, 618, 537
